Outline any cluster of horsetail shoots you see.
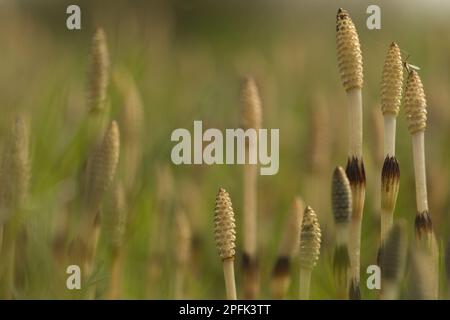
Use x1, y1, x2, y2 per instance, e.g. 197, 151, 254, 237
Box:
336, 8, 365, 299
298, 206, 321, 300
214, 188, 237, 300
379, 221, 407, 300
240, 76, 262, 299
270, 197, 304, 299
380, 42, 402, 242
331, 166, 352, 299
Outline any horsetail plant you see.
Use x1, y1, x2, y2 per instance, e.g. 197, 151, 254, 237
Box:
0, 115, 30, 299
270, 196, 304, 299
380, 42, 402, 242
336, 8, 365, 299
71, 121, 120, 287
240, 76, 262, 299
404, 70, 439, 298
114, 69, 144, 192
298, 206, 321, 300
331, 166, 352, 299
379, 220, 407, 300
214, 188, 237, 300
173, 209, 192, 300
104, 181, 127, 299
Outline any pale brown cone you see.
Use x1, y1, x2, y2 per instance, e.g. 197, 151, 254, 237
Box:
381, 42, 403, 116
336, 8, 363, 91
404, 70, 427, 134
299, 206, 322, 269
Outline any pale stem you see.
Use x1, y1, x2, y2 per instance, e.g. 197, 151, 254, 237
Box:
223, 258, 237, 300
380, 208, 394, 242
412, 132, 428, 213
243, 139, 258, 256
348, 218, 361, 283
346, 88, 363, 158
107, 251, 122, 299
299, 267, 312, 300
383, 115, 396, 157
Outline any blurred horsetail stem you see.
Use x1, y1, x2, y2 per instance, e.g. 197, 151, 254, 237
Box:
104, 181, 127, 299
380, 42, 402, 242
214, 188, 237, 300
173, 209, 192, 299
379, 221, 407, 300
0, 115, 30, 299
88, 27, 109, 114
270, 196, 304, 299
240, 76, 262, 299
298, 206, 321, 300
336, 8, 365, 299
331, 166, 352, 299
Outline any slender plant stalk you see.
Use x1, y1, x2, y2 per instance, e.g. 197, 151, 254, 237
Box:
445, 240, 450, 299
298, 206, 321, 300
214, 188, 237, 300
270, 197, 304, 299
299, 268, 312, 300
379, 221, 407, 300
114, 69, 144, 192
241, 76, 262, 299
0, 115, 30, 299
336, 8, 365, 299
380, 42, 403, 242
173, 210, 192, 299
404, 70, 439, 299
104, 181, 127, 299
107, 250, 123, 299
70, 121, 120, 298
223, 258, 237, 300
331, 166, 352, 299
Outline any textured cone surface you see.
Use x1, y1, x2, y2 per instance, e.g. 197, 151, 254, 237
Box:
214, 188, 236, 260
299, 206, 321, 269
379, 221, 407, 281
241, 77, 262, 130
85, 121, 120, 213
381, 42, 403, 116
88, 27, 109, 113
332, 166, 352, 224
336, 8, 363, 91
404, 70, 427, 134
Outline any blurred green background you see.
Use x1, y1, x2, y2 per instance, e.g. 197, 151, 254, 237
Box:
0, 0, 449, 299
